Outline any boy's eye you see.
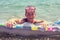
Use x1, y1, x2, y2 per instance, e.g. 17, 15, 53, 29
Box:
27, 13, 34, 15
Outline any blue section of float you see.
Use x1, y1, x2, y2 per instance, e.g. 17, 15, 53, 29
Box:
56, 21, 60, 25
16, 25, 23, 28
23, 26, 31, 30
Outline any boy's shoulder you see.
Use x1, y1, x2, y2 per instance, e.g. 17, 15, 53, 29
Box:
34, 20, 43, 23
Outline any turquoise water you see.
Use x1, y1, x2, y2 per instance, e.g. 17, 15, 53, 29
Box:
0, 0, 60, 23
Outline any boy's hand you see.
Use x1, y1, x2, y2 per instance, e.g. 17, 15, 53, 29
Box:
40, 20, 49, 27
6, 21, 16, 28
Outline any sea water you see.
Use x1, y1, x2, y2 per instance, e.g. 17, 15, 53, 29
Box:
0, 0, 60, 23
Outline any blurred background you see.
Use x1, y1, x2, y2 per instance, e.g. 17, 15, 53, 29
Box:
0, 0, 60, 24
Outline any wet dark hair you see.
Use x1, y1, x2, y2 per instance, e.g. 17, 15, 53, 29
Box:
25, 6, 36, 10
25, 6, 36, 13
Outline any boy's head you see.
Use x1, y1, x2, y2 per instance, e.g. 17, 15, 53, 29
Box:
25, 6, 36, 22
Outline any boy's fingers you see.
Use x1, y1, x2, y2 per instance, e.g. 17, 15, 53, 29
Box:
40, 23, 48, 27
6, 21, 16, 28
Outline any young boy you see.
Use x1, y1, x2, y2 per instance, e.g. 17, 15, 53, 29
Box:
6, 6, 49, 28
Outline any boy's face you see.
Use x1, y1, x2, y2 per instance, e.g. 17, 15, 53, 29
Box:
25, 8, 36, 21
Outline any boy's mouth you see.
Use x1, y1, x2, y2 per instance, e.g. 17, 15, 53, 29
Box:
29, 18, 34, 19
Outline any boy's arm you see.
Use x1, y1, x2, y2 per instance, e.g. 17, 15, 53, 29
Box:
6, 19, 23, 28
40, 20, 49, 27
15, 19, 24, 24
35, 20, 49, 27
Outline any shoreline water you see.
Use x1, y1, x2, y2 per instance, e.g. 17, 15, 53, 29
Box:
0, 0, 60, 23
